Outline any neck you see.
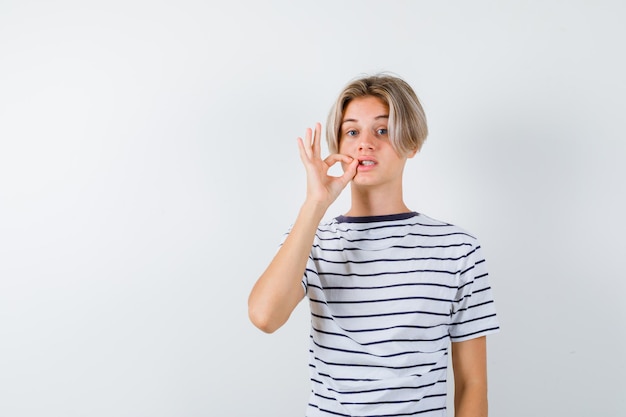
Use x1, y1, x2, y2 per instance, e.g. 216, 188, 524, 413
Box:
345, 183, 411, 217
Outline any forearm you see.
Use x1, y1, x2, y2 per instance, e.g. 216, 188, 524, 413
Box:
452, 337, 489, 417
454, 380, 487, 417
248, 200, 328, 333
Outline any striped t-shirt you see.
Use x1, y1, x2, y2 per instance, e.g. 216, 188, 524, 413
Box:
297, 212, 499, 417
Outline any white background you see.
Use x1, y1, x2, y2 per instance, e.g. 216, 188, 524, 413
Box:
1, 1, 625, 416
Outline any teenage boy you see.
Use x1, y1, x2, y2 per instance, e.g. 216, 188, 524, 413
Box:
249, 74, 499, 417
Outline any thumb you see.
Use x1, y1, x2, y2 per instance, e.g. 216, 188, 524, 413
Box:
340, 158, 359, 184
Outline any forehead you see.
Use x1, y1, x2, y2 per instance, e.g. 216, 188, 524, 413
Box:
343, 96, 389, 121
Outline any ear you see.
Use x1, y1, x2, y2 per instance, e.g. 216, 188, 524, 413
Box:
406, 147, 419, 159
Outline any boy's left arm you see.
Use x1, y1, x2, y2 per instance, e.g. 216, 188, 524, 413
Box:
451, 336, 489, 417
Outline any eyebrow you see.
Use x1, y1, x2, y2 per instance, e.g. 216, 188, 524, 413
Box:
341, 115, 389, 125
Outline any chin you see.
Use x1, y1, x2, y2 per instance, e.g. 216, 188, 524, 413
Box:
351, 176, 379, 187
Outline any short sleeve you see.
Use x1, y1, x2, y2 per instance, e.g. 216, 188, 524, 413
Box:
449, 243, 500, 342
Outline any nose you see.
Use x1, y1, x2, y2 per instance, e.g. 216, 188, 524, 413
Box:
358, 131, 376, 151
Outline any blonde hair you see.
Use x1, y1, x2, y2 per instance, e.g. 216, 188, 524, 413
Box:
326, 73, 428, 156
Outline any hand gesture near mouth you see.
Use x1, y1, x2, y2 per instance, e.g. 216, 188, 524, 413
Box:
297, 122, 358, 209
249, 123, 358, 333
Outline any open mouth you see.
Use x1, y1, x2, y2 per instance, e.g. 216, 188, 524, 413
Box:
359, 160, 376, 166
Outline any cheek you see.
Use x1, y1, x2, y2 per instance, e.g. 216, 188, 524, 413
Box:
338, 139, 352, 155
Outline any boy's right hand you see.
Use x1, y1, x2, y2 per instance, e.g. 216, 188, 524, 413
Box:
297, 122, 358, 208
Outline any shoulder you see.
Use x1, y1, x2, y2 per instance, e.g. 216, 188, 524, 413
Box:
411, 213, 479, 242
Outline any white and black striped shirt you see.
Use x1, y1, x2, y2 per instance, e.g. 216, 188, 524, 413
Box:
293, 212, 499, 417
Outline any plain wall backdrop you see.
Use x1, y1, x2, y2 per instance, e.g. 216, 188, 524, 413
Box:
1, 1, 625, 416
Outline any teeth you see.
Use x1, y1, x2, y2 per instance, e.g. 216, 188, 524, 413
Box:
360, 160, 375, 166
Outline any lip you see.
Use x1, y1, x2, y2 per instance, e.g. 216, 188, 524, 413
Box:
356, 157, 377, 171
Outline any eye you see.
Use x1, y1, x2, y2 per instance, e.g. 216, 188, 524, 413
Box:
345, 129, 358, 137
376, 128, 388, 135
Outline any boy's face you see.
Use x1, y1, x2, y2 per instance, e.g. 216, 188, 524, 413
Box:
338, 96, 415, 189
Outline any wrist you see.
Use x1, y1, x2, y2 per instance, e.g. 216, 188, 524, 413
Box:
299, 199, 329, 222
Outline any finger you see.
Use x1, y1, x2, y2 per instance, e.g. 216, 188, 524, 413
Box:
324, 153, 354, 166
312, 122, 322, 158
299, 128, 314, 159
306, 127, 315, 158
297, 137, 309, 164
